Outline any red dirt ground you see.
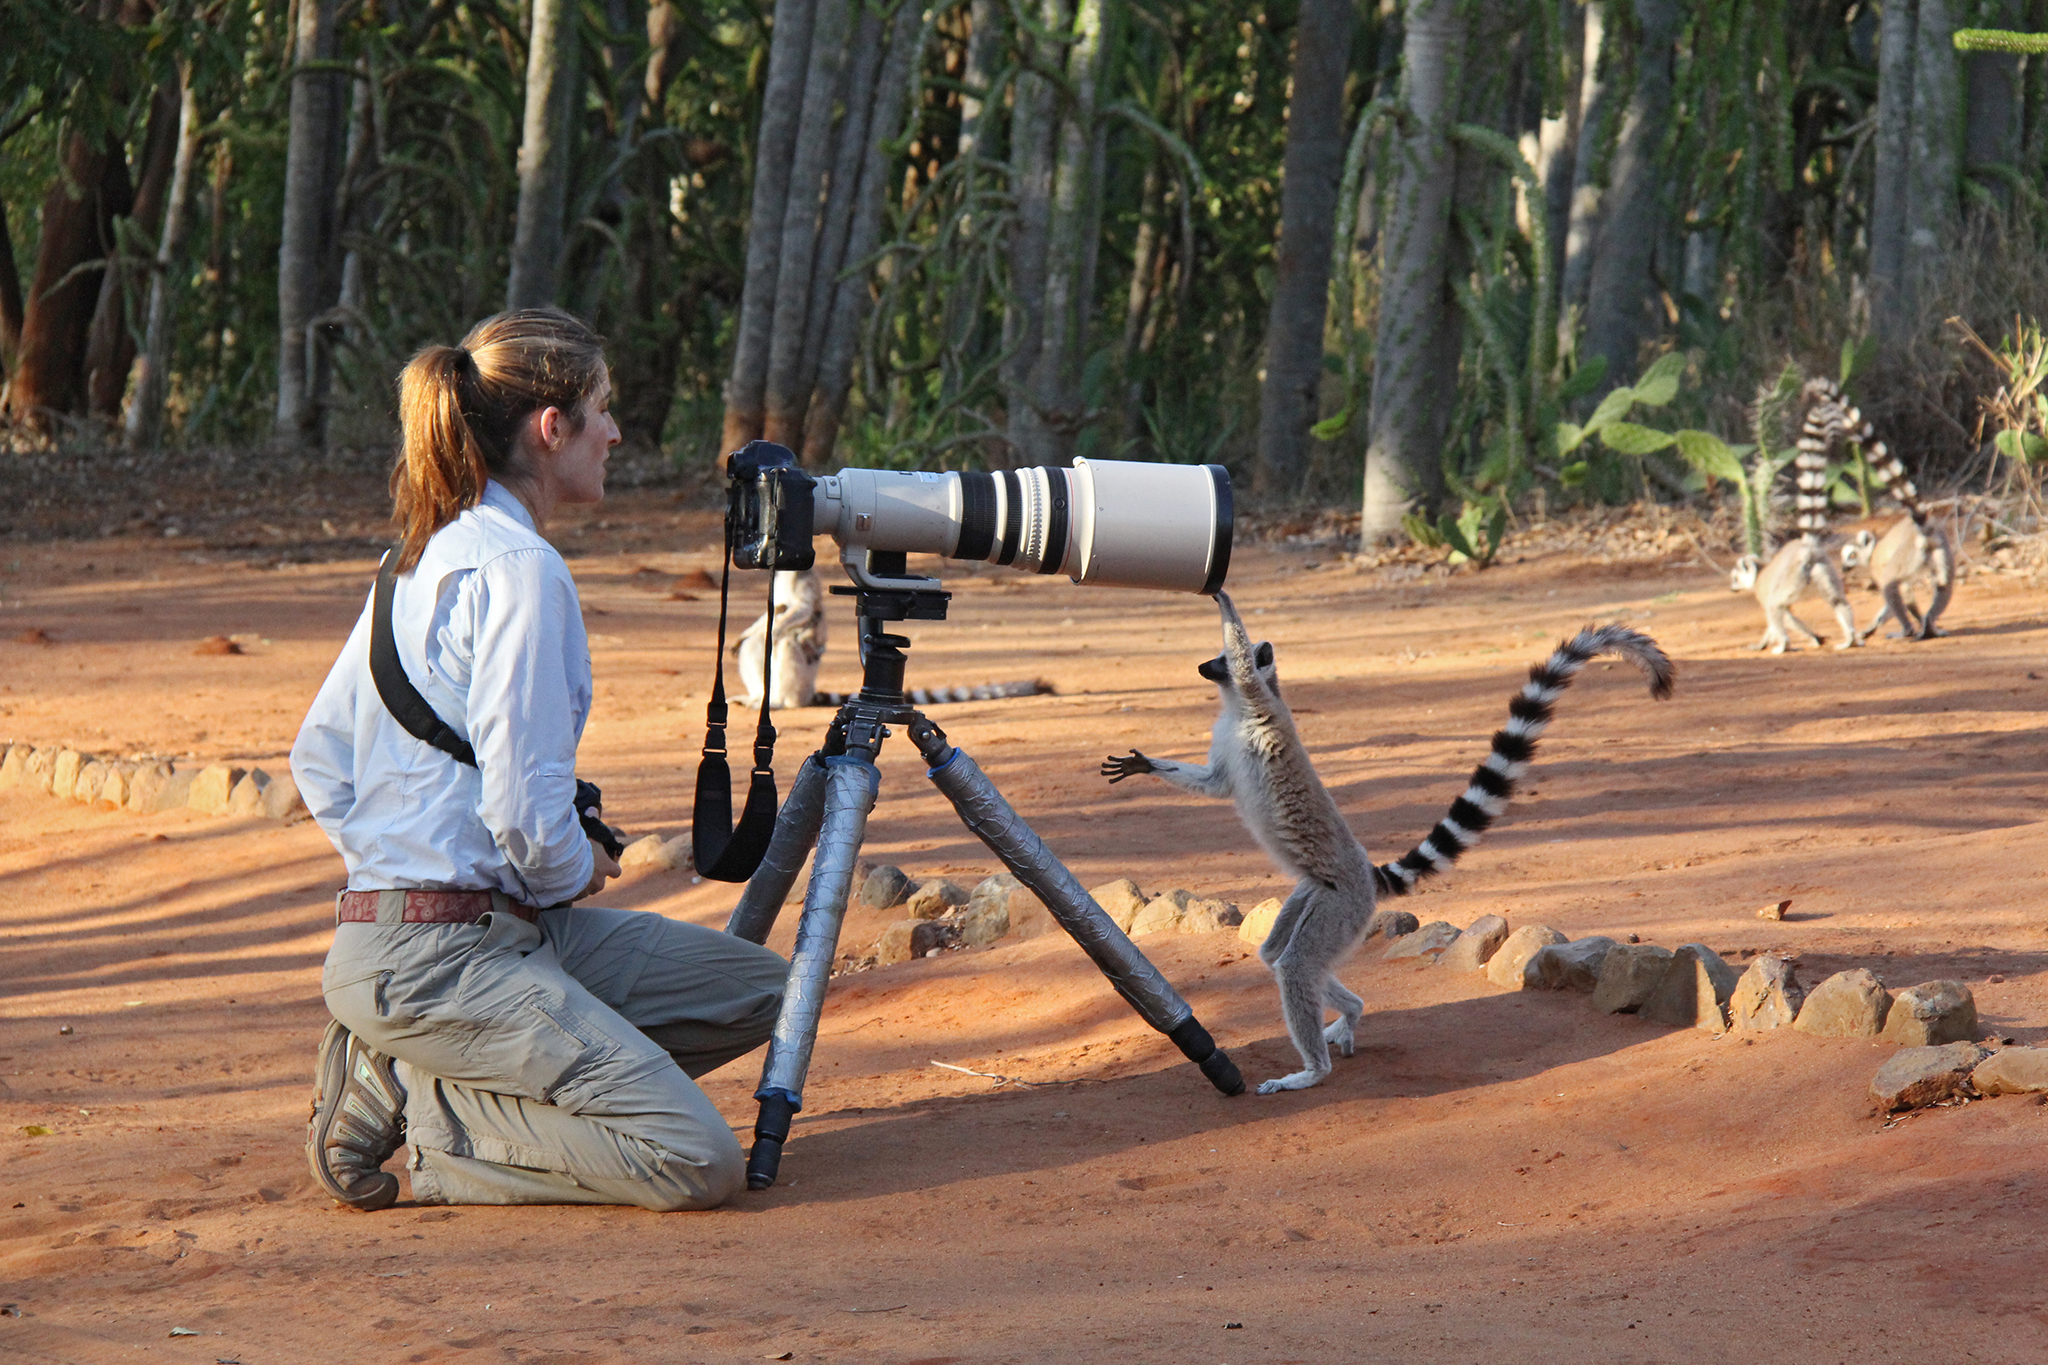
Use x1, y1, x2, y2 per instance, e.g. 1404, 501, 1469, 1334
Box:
3, 492, 2047, 1364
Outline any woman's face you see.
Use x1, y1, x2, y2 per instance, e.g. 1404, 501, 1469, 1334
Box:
536, 380, 620, 507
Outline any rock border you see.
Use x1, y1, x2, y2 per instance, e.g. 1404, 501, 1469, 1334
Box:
0, 738, 309, 824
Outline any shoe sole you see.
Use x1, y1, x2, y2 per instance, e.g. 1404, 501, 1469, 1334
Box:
307, 1020, 401, 1211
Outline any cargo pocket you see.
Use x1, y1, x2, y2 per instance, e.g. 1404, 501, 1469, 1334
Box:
461, 983, 619, 1109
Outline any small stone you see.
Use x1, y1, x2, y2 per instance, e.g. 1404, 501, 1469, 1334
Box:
960, 898, 1010, 948
1366, 909, 1419, 942
1178, 898, 1242, 934
1970, 1046, 2048, 1097
97, 763, 133, 810
966, 874, 1041, 943
1794, 969, 1893, 1038
187, 763, 247, 815
126, 762, 173, 813
155, 766, 198, 813
1638, 944, 1741, 1031
1730, 954, 1805, 1031
0, 743, 30, 789
1438, 914, 1510, 973
1238, 897, 1285, 946
859, 865, 913, 910
1130, 889, 1192, 936
261, 771, 310, 823
1090, 878, 1150, 932
1758, 899, 1791, 921
906, 878, 970, 920
1486, 924, 1568, 988
874, 919, 923, 966
73, 760, 108, 805
193, 634, 244, 655
1878, 981, 1978, 1047
619, 833, 683, 871
50, 750, 90, 801
1384, 920, 1460, 961
1871, 1042, 1988, 1112
227, 769, 272, 816
26, 746, 60, 794
1591, 943, 1675, 1014
1527, 937, 1617, 992
910, 920, 959, 957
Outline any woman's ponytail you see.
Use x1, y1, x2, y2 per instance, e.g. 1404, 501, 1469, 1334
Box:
388, 309, 608, 571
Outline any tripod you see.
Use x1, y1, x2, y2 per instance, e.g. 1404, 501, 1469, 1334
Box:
724, 570, 1245, 1190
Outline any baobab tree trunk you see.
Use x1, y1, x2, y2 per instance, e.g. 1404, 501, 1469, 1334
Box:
1002, 0, 1060, 464
275, 0, 348, 449
6, 130, 131, 432
1581, 0, 1682, 391
84, 81, 182, 421
802, 0, 924, 464
723, 0, 817, 454
1254, 0, 1356, 495
1361, 0, 1467, 542
126, 72, 201, 452
1557, 0, 1611, 335
762, 0, 853, 448
1028, 0, 1111, 466
506, 0, 581, 310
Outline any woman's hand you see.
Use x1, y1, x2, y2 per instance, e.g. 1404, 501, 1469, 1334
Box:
576, 839, 622, 902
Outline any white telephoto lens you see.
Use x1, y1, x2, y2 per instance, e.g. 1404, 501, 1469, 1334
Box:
811, 460, 1232, 594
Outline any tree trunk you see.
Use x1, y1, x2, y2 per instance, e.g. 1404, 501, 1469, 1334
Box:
1905, 0, 1958, 301
1255, 0, 1356, 495
1001, 0, 1060, 464
0, 199, 23, 380
6, 131, 130, 432
1557, 0, 1610, 331
1581, 0, 1681, 391
1363, 0, 1467, 542
1965, 0, 2023, 208
1536, 0, 1583, 295
801, 0, 924, 464
275, 0, 348, 449
126, 72, 201, 452
84, 81, 182, 421
957, 0, 1002, 159
1028, 0, 1112, 465
762, 0, 853, 448
723, 0, 817, 454
506, 0, 582, 309
1869, 0, 1917, 343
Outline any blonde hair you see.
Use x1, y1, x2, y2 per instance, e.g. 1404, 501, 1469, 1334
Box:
390, 308, 608, 570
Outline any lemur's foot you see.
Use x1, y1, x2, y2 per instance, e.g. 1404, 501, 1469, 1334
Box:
1322, 1019, 1356, 1057
1257, 1068, 1329, 1094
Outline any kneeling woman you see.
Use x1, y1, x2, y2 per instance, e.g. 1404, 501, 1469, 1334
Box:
293, 309, 786, 1211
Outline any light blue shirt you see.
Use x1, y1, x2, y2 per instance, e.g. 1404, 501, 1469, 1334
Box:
292, 482, 596, 907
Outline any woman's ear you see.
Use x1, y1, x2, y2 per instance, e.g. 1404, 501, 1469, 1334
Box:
532, 404, 566, 451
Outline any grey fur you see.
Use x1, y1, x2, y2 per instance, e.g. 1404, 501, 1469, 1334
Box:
734, 569, 830, 710
1729, 539, 1858, 653
1843, 518, 1953, 641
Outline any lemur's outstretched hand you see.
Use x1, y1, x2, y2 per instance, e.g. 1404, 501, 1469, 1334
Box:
1101, 749, 1157, 783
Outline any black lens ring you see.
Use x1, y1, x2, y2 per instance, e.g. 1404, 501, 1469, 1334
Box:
1199, 463, 1234, 596
954, 470, 996, 562
1037, 467, 1070, 575
996, 470, 1023, 565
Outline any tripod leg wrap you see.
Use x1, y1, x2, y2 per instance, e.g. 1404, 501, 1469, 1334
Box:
726, 753, 830, 944
925, 746, 1243, 1097
747, 758, 880, 1187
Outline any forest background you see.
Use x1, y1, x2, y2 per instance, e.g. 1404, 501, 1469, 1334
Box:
6, 0, 2048, 547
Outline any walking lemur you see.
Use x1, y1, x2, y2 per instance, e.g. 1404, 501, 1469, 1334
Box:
1104, 591, 1673, 1093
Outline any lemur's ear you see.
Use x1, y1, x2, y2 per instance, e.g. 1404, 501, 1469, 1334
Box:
1254, 642, 1274, 669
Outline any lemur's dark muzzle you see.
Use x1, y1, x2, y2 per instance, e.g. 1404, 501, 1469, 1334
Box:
1197, 654, 1228, 683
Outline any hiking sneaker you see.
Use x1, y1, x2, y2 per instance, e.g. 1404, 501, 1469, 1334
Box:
307, 1020, 405, 1211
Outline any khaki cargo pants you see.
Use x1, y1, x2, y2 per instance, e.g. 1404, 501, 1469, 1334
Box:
323, 907, 786, 1211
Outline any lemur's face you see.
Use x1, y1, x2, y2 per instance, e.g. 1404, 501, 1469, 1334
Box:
1729, 556, 1760, 592
1197, 640, 1276, 688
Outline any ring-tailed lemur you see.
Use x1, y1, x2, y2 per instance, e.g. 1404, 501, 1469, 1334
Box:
1102, 592, 1673, 1093
734, 568, 1054, 708
1798, 377, 1954, 642
1728, 541, 1858, 653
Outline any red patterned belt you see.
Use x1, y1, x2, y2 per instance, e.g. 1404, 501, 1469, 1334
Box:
335, 889, 540, 926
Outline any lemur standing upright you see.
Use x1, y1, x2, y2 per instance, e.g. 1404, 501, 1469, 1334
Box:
733, 568, 1054, 709
1103, 592, 1673, 1093
1802, 376, 1954, 641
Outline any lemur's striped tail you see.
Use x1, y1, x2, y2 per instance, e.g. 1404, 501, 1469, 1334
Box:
1801, 377, 1930, 528
1372, 625, 1674, 897
811, 679, 1054, 707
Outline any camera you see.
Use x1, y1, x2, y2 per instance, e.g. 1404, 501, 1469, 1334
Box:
726, 441, 1232, 595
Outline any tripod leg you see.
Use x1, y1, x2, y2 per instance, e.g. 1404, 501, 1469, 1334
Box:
745, 756, 880, 1189
725, 753, 830, 944
917, 729, 1245, 1097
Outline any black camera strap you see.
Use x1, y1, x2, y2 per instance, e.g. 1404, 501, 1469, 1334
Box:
691, 522, 780, 882
370, 549, 623, 860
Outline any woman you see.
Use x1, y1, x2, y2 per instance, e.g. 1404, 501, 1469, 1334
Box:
292, 309, 786, 1211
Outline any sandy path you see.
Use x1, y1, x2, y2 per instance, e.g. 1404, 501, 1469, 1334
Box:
3, 499, 2047, 1363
